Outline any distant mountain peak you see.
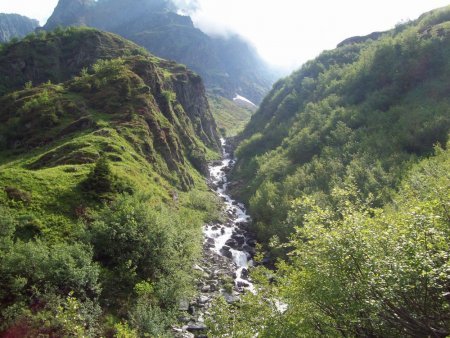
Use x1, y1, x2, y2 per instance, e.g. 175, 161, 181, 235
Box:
0, 13, 39, 42
44, 0, 277, 103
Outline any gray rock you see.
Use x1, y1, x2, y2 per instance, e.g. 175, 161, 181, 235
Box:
223, 292, 238, 304
179, 299, 190, 311
241, 268, 249, 280
198, 295, 209, 304
231, 234, 245, 245
187, 324, 207, 333
225, 238, 239, 249
237, 280, 250, 288
247, 239, 257, 247
220, 245, 233, 259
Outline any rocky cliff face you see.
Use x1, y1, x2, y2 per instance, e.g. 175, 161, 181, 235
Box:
43, 0, 277, 103
0, 14, 39, 42
44, 0, 96, 28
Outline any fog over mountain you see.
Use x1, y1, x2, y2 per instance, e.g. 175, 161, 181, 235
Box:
43, 0, 278, 103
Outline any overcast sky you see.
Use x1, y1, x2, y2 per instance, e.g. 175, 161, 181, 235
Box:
1, 0, 449, 71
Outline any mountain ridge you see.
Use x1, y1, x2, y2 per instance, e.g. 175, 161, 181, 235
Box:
0, 13, 39, 43
43, 0, 277, 104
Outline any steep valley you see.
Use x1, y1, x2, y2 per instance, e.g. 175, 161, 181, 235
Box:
0, 3, 450, 338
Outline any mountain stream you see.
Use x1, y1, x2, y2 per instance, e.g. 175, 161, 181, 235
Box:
174, 139, 256, 337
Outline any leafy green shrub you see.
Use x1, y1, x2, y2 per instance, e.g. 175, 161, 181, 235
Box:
89, 194, 200, 310
0, 240, 101, 333
82, 156, 115, 196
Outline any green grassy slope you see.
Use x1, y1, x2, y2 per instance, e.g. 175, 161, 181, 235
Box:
208, 95, 254, 136
0, 27, 222, 336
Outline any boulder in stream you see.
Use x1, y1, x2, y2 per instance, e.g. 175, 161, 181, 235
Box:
220, 245, 233, 259
225, 238, 239, 249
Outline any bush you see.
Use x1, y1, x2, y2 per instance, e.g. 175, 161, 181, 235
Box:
0, 240, 101, 333
89, 194, 200, 309
82, 156, 115, 196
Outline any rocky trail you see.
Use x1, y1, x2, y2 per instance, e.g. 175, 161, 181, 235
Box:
174, 139, 257, 337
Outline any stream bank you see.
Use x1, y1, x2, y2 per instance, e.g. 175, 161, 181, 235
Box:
174, 138, 256, 337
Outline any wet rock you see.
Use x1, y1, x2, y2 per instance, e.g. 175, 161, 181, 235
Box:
225, 238, 238, 249
241, 268, 249, 280
231, 234, 245, 245
186, 324, 207, 333
220, 245, 233, 259
247, 239, 257, 247
243, 244, 256, 256
237, 280, 250, 288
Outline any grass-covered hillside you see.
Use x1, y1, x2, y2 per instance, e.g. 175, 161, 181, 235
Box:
208, 95, 254, 136
0, 27, 222, 336
232, 5, 450, 246
210, 6, 450, 337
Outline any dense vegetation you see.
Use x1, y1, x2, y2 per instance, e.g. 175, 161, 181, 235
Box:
0, 27, 222, 336
211, 5, 450, 337
211, 144, 450, 337
232, 6, 450, 248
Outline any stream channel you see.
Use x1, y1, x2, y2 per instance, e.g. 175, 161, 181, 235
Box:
174, 138, 257, 337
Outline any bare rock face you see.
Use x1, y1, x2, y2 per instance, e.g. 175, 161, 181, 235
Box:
44, 0, 96, 28
0, 14, 39, 42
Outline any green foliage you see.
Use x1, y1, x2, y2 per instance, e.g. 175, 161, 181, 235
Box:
89, 193, 201, 310
0, 27, 221, 335
0, 239, 101, 334
220, 8, 450, 336
215, 146, 450, 337
82, 156, 115, 197
233, 7, 450, 251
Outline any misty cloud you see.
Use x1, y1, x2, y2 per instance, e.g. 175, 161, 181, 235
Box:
170, 0, 237, 37
171, 0, 199, 15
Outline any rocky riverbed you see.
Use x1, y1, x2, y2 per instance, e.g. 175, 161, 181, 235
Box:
173, 139, 256, 337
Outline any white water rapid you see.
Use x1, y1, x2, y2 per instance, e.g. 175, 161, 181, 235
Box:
204, 138, 255, 292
